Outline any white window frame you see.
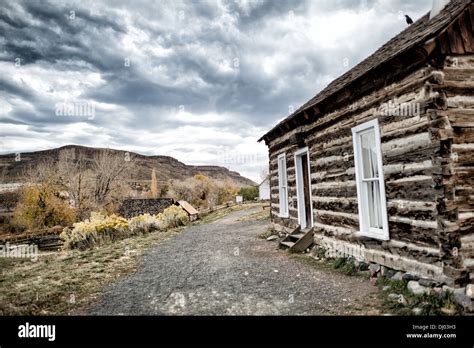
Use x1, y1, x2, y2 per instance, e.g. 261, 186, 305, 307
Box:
277, 153, 289, 218
294, 147, 314, 229
352, 119, 389, 240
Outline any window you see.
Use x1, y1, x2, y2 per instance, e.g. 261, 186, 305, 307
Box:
277, 153, 289, 217
352, 119, 389, 240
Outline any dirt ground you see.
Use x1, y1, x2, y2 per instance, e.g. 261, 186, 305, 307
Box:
89, 206, 381, 315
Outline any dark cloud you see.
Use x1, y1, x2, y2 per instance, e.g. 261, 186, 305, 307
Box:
0, 0, 433, 180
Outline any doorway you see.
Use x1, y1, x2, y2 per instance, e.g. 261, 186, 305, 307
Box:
294, 147, 313, 229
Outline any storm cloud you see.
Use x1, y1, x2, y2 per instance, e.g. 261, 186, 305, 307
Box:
0, 0, 432, 181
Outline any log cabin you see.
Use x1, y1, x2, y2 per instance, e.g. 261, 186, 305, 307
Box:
259, 0, 474, 287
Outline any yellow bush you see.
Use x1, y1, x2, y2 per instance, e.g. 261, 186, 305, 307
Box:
61, 206, 189, 250
157, 205, 189, 228
12, 185, 76, 230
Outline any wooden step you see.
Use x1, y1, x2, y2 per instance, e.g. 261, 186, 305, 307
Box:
279, 227, 314, 252
280, 241, 295, 248
289, 233, 305, 240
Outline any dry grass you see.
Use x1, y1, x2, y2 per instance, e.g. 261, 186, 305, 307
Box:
238, 207, 270, 222
0, 227, 184, 315
0, 203, 263, 315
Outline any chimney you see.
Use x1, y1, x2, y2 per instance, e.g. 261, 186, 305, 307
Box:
430, 0, 450, 19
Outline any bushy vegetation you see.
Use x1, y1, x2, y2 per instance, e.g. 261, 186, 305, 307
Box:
5, 149, 247, 235
238, 186, 258, 201
12, 185, 76, 230
157, 205, 190, 228
376, 277, 462, 315
168, 174, 239, 209
330, 257, 358, 276
60, 206, 189, 250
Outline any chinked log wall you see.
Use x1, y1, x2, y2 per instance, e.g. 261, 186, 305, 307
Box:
440, 55, 474, 283
268, 57, 473, 285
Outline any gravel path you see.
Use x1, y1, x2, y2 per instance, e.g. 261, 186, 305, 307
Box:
89, 206, 380, 315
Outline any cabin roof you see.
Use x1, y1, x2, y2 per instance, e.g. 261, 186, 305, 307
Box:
259, 0, 472, 143
258, 175, 270, 186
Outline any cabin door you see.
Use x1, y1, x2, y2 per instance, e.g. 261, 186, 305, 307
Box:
295, 148, 313, 229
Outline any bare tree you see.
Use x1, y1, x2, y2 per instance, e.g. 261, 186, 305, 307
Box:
92, 150, 133, 208
22, 158, 59, 186
57, 149, 92, 218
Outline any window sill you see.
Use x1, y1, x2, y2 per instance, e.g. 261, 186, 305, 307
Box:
354, 231, 389, 241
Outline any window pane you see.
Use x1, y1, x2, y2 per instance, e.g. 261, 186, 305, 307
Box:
278, 156, 288, 215
365, 181, 383, 229
360, 130, 378, 179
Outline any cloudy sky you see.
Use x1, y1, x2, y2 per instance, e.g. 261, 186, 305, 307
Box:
0, 0, 433, 181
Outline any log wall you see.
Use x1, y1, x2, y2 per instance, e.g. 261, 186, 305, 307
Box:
268, 55, 473, 285
439, 55, 474, 283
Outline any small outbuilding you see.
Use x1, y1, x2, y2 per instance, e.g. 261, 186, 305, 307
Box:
176, 200, 199, 221
258, 176, 270, 201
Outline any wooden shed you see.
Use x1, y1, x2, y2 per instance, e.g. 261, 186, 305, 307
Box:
176, 200, 199, 221
258, 175, 271, 201
259, 0, 474, 286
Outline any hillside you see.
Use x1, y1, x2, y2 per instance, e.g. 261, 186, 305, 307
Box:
0, 145, 256, 187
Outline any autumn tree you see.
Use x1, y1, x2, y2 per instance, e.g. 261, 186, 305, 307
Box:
149, 168, 158, 198
13, 159, 75, 230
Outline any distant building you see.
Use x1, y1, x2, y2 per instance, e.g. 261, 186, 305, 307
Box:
176, 200, 199, 221
258, 176, 270, 201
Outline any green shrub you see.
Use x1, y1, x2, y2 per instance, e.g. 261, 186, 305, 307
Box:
377, 277, 462, 315
330, 257, 358, 276
238, 186, 258, 201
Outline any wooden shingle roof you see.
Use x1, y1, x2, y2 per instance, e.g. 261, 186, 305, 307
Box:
259, 0, 472, 143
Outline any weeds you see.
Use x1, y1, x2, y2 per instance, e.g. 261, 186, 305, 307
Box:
0, 226, 185, 315
330, 257, 358, 276
258, 227, 274, 239
376, 277, 462, 315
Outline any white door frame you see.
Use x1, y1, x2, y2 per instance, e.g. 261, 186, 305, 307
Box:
294, 147, 314, 229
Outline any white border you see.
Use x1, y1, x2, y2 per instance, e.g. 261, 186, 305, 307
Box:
352, 119, 389, 241
277, 153, 289, 218
294, 147, 314, 229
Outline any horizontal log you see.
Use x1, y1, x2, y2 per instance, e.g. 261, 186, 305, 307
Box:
453, 128, 474, 144
315, 209, 360, 230
313, 196, 358, 214
388, 219, 439, 247
385, 176, 439, 201
387, 199, 437, 220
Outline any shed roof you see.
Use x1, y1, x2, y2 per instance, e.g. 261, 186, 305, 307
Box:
258, 175, 270, 186
177, 200, 199, 216
259, 0, 472, 143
